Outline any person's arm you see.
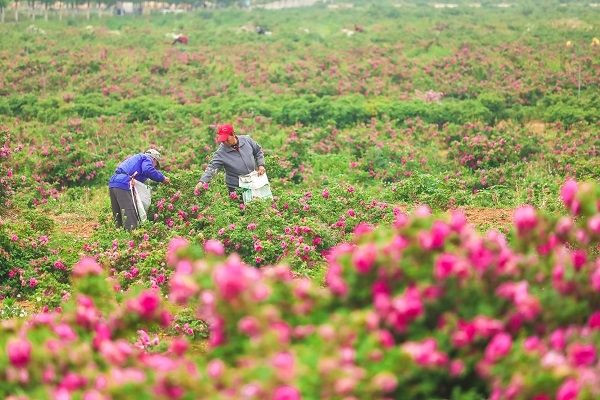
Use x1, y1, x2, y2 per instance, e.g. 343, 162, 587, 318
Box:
249, 138, 266, 175
195, 154, 223, 193
141, 156, 167, 183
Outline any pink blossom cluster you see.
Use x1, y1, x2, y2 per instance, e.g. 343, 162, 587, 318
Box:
414, 89, 444, 103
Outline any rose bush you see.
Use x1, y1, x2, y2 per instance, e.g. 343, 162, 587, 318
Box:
1, 180, 600, 399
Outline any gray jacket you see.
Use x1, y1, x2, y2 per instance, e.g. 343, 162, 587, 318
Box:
199, 135, 265, 188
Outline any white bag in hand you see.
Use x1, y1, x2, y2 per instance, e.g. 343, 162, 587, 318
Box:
133, 180, 152, 222
239, 171, 273, 204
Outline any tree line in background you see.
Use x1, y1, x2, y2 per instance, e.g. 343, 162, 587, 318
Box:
0, 0, 598, 23
0, 0, 265, 22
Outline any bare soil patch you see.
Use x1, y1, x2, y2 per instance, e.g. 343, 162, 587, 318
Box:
550, 19, 590, 30
459, 207, 513, 231
395, 204, 513, 231
52, 213, 96, 239
525, 120, 546, 134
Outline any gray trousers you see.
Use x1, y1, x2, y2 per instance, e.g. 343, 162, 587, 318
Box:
109, 187, 139, 231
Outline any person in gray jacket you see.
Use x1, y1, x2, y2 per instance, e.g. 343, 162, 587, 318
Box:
195, 123, 266, 194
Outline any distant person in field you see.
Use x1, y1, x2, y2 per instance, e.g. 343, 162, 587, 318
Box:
108, 149, 171, 231
172, 34, 189, 45
195, 123, 266, 195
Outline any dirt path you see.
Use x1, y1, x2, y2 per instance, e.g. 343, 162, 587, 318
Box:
48, 207, 514, 240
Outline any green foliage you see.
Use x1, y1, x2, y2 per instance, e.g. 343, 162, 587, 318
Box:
477, 93, 508, 124
0, 298, 29, 320
543, 103, 595, 126
0, 128, 11, 207
167, 307, 209, 340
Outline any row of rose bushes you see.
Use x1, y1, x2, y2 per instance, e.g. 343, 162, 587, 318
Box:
6, 113, 599, 206
2, 91, 599, 128
2, 179, 600, 399
3, 20, 599, 101
2, 6, 600, 120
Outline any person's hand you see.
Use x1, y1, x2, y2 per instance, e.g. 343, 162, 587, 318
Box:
194, 182, 208, 195
163, 177, 171, 184
257, 166, 266, 176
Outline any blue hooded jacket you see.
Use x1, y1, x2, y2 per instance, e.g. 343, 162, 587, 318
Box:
108, 154, 166, 190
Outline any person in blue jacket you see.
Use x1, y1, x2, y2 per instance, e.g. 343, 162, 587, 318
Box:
108, 149, 171, 231
194, 123, 266, 194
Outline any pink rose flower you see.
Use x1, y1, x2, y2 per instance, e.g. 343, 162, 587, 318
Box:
434, 253, 459, 280
238, 316, 261, 337
514, 205, 537, 234
370, 372, 398, 393
588, 311, 600, 329
7, 338, 32, 368
352, 243, 377, 273
353, 222, 373, 236
207, 359, 224, 379
169, 275, 199, 304
54, 323, 78, 341
484, 332, 512, 363
523, 336, 540, 352
272, 352, 295, 379
556, 379, 578, 400
587, 215, 600, 234
550, 329, 566, 351
560, 179, 578, 207
73, 257, 103, 277
213, 258, 247, 300
567, 342, 597, 367
166, 237, 189, 267
204, 239, 225, 255
449, 359, 465, 376
273, 385, 301, 400
128, 290, 160, 319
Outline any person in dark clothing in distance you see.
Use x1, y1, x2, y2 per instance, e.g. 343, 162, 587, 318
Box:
172, 34, 189, 45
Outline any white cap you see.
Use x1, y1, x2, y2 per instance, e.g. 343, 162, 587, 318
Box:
145, 149, 161, 167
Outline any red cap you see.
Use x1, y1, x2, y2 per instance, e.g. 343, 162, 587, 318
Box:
217, 124, 235, 142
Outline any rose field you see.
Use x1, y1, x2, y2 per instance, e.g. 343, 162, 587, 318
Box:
1, 0, 600, 398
